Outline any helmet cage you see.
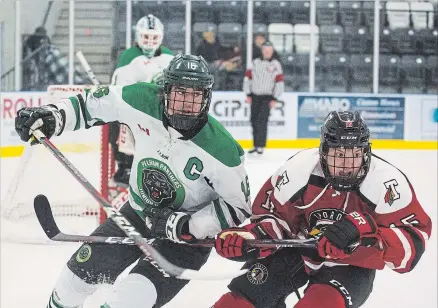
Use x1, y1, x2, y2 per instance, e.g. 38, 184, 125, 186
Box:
135, 15, 164, 57
319, 111, 372, 191
163, 83, 212, 131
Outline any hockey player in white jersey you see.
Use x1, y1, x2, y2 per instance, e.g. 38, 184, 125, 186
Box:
110, 14, 174, 186
15, 54, 251, 308
111, 14, 174, 85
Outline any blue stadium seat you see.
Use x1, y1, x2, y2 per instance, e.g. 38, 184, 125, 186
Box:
319, 25, 344, 53
339, 1, 363, 27
362, 1, 386, 28
392, 28, 418, 55
292, 54, 324, 92
380, 28, 394, 54
163, 22, 185, 55
253, 1, 267, 24
426, 55, 438, 94
191, 1, 217, 23
166, 1, 186, 22
350, 54, 373, 93
218, 23, 244, 47
133, 1, 167, 21
344, 26, 370, 53
290, 1, 310, 24
214, 1, 245, 23
322, 53, 349, 92
401, 55, 427, 93
417, 29, 438, 55
316, 1, 339, 25
379, 54, 402, 93
279, 53, 298, 91
265, 1, 292, 24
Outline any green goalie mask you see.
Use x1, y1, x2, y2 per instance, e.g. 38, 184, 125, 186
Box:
162, 54, 214, 131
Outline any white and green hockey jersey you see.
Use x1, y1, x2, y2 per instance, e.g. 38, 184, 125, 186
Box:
55, 83, 251, 239
111, 46, 174, 85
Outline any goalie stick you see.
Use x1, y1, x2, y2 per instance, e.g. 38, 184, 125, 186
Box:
34, 194, 318, 248
31, 130, 247, 281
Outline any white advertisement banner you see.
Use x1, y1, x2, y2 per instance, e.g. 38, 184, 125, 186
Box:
209, 91, 298, 140
1, 91, 435, 151
404, 95, 438, 141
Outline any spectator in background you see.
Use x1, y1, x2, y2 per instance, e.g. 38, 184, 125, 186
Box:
196, 31, 221, 63
196, 31, 224, 90
25, 26, 50, 53
216, 44, 243, 90
244, 41, 284, 155
252, 34, 280, 61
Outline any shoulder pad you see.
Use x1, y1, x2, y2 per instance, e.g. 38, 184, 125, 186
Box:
271, 148, 319, 204
359, 155, 413, 214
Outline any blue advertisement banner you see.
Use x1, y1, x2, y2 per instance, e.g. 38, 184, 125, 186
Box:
297, 95, 405, 139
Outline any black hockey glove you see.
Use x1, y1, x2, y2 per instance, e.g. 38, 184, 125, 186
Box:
15, 105, 65, 143
147, 208, 194, 243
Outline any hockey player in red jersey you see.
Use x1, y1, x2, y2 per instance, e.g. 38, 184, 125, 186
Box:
212, 111, 432, 308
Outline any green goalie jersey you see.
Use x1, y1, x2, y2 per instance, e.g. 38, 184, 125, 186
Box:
54, 83, 251, 239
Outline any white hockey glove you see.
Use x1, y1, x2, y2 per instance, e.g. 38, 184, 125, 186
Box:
147, 208, 194, 243
15, 105, 65, 143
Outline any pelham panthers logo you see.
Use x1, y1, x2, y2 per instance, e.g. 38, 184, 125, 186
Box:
142, 169, 176, 204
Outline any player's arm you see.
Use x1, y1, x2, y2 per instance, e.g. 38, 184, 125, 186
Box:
317, 171, 432, 274
15, 84, 150, 141
111, 48, 143, 85
188, 149, 252, 240
215, 161, 304, 261
111, 62, 141, 85
371, 182, 431, 273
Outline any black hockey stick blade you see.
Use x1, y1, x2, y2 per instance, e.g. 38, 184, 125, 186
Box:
34, 194, 61, 239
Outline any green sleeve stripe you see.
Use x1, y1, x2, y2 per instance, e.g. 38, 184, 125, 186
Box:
49, 292, 64, 308
134, 209, 146, 220
128, 186, 149, 220
213, 199, 230, 230
68, 97, 81, 130
129, 186, 145, 207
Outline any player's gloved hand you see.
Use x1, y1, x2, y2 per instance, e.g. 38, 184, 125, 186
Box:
316, 211, 379, 259
15, 105, 65, 143
215, 223, 277, 262
147, 208, 194, 243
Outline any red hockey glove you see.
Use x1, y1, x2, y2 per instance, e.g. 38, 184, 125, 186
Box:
317, 211, 379, 259
215, 223, 277, 262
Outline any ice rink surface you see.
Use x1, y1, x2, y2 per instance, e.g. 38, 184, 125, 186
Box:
1, 149, 437, 307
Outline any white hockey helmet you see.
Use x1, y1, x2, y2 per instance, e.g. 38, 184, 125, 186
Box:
135, 14, 164, 58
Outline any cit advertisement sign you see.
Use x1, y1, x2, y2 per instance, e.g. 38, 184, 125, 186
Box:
209, 91, 297, 140
297, 95, 405, 139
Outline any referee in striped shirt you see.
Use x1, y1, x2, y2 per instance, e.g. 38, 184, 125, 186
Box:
243, 41, 284, 155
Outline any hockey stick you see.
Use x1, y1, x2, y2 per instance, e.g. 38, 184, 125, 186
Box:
34, 194, 317, 248
76, 51, 99, 86
31, 130, 248, 281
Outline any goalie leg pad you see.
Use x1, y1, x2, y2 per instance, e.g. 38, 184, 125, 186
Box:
48, 266, 97, 307
102, 273, 157, 308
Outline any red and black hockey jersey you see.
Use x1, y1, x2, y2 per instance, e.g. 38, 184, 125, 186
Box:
251, 148, 432, 274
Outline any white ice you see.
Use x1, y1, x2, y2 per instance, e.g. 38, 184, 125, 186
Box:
1, 149, 437, 307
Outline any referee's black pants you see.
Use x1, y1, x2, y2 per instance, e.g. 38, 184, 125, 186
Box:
250, 94, 273, 148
